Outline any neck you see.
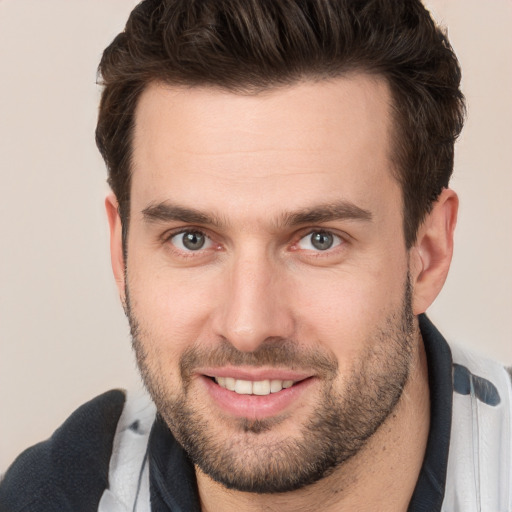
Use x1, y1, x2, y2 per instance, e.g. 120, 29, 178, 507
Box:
197, 332, 430, 512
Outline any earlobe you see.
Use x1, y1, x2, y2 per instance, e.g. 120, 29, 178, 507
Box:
105, 194, 126, 305
411, 188, 458, 315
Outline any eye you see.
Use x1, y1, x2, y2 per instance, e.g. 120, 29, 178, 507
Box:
297, 230, 342, 251
170, 230, 213, 252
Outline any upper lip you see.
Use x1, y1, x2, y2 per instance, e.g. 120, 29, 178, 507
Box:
198, 366, 313, 382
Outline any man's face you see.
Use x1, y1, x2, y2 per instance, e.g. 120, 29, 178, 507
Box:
123, 75, 417, 492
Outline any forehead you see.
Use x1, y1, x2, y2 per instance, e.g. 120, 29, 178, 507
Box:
130, 75, 399, 225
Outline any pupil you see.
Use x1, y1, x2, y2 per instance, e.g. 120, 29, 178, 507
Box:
311, 232, 333, 250
183, 232, 205, 250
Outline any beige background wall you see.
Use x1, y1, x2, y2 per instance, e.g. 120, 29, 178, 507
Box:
1, 0, 511, 473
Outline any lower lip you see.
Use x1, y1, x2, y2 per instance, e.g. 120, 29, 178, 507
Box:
200, 376, 315, 420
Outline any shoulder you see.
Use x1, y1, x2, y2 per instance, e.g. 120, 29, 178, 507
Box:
443, 344, 512, 511
0, 389, 126, 512
450, 343, 512, 405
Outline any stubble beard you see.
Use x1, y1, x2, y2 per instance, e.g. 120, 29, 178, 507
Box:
126, 277, 415, 494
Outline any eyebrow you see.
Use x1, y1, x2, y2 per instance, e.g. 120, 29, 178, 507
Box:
142, 203, 225, 227
280, 201, 372, 226
142, 200, 372, 228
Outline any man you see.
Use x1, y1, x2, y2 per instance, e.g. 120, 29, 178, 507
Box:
1, 0, 511, 511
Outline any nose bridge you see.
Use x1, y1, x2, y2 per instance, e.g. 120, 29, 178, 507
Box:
214, 245, 292, 352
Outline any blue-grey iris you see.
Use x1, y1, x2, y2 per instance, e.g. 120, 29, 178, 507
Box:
182, 231, 206, 250
311, 232, 334, 250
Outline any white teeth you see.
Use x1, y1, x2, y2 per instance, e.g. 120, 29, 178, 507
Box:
214, 377, 296, 395
270, 379, 283, 393
224, 377, 236, 391
252, 380, 271, 396
234, 379, 253, 395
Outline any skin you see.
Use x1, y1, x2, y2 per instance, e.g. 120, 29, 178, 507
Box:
106, 74, 458, 511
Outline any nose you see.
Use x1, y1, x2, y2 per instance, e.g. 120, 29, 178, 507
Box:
212, 249, 295, 353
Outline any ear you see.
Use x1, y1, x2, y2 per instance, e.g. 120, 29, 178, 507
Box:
105, 194, 126, 306
409, 188, 458, 315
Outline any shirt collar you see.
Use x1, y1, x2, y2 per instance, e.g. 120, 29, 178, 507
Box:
407, 314, 453, 512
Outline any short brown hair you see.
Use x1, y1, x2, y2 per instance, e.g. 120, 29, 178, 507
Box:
96, 0, 465, 248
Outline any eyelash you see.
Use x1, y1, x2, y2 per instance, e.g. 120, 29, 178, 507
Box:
163, 227, 348, 258
163, 228, 217, 256
294, 229, 344, 253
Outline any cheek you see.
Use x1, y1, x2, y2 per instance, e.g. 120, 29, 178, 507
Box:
291, 264, 407, 359
127, 258, 219, 352
294, 276, 373, 340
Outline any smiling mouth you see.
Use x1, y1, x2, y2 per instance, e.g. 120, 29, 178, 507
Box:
213, 377, 299, 396
202, 373, 315, 419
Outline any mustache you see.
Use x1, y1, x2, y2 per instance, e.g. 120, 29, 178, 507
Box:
179, 337, 339, 384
